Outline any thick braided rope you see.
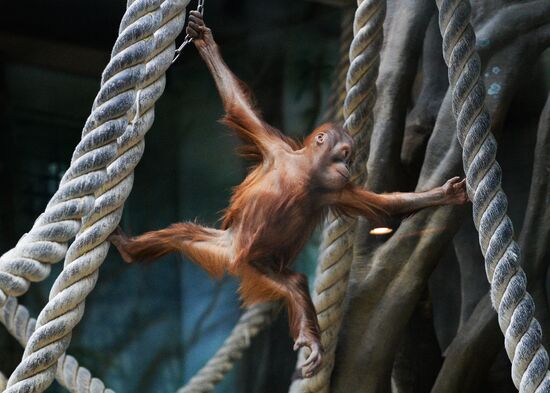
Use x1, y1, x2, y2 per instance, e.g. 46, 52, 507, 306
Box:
5, 1, 188, 391
0, 4, 148, 306
0, 0, 183, 303
177, 303, 276, 393
0, 296, 113, 392
321, 8, 354, 125
290, 2, 385, 392
436, 1, 550, 392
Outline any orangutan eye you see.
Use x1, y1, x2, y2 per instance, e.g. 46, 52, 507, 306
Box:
315, 133, 326, 144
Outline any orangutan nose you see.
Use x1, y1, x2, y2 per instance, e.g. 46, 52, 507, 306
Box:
340, 144, 351, 162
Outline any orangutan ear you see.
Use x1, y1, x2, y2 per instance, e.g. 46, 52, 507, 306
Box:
315, 133, 326, 145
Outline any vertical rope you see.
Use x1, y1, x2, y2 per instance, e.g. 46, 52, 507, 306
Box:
436, 1, 550, 392
290, 1, 385, 391
4, 1, 189, 391
321, 8, 354, 125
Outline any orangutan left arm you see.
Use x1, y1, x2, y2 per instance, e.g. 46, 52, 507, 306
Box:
335, 177, 468, 217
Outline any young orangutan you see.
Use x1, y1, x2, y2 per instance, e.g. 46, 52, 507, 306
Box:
109, 11, 468, 378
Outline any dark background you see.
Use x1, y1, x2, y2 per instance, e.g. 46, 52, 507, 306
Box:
0, 1, 343, 391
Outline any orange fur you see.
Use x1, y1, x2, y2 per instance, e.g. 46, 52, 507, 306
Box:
110, 24, 391, 377
110, 223, 228, 279
331, 184, 389, 225
110, 66, 387, 371
110, 13, 468, 378
238, 265, 319, 340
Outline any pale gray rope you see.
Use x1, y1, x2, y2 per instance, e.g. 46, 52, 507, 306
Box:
321, 7, 354, 125
0, 0, 181, 303
177, 303, 277, 393
436, 1, 550, 392
0, 0, 177, 303
0, 296, 114, 392
290, 1, 385, 391
4, 0, 189, 391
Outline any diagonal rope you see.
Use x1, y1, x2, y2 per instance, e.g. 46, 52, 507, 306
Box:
3, 0, 189, 391
436, 1, 550, 392
177, 303, 277, 393
290, 1, 386, 392
0, 296, 114, 392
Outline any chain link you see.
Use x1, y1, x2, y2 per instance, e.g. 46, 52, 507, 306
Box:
172, 0, 205, 64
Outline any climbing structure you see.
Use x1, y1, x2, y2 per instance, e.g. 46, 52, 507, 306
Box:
290, 0, 385, 391
436, 0, 550, 391
0, 0, 188, 391
0, 0, 549, 392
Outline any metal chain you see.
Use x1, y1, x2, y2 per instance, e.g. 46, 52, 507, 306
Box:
172, 0, 205, 63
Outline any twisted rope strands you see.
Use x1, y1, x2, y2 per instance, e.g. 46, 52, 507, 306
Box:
5, 0, 188, 391
0, 21, 139, 306
436, 1, 550, 392
321, 7, 354, 124
290, 9, 353, 393
177, 303, 276, 393
0, 3, 181, 304
0, 296, 114, 392
0, 0, 176, 304
290, 2, 385, 392
342, 0, 384, 182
